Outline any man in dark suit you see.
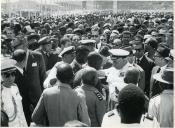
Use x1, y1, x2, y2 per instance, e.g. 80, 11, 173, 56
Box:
35, 36, 61, 71
132, 37, 155, 97
11, 35, 46, 126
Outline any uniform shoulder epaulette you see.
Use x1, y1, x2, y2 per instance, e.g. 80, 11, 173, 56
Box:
108, 111, 115, 117
94, 90, 103, 101
144, 113, 153, 121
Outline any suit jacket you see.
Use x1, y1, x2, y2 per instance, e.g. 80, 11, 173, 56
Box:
136, 55, 155, 96
149, 66, 163, 98
75, 85, 106, 127
16, 50, 46, 105
32, 83, 91, 126
35, 48, 61, 71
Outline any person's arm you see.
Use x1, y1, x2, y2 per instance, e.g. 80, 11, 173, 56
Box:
138, 67, 145, 91
38, 54, 47, 89
43, 65, 57, 88
77, 97, 91, 126
32, 92, 48, 126
148, 98, 159, 120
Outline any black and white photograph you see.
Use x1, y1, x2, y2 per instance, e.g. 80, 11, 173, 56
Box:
1, 0, 174, 127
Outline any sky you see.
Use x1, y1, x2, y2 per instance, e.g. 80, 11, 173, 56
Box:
1, 0, 174, 3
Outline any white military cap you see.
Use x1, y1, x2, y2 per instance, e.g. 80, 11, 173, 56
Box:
109, 49, 129, 57
80, 39, 96, 45
59, 46, 75, 57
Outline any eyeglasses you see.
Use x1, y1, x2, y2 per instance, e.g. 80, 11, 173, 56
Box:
2, 72, 16, 78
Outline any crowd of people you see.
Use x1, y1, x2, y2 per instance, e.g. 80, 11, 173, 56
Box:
1, 11, 174, 127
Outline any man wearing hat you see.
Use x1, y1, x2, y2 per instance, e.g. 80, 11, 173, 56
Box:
148, 67, 173, 127
103, 49, 131, 110
43, 46, 75, 88
1, 58, 28, 127
11, 35, 46, 125
27, 33, 40, 50
149, 43, 170, 98
144, 37, 158, 61
80, 39, 96, 52
35, 36, 60, 71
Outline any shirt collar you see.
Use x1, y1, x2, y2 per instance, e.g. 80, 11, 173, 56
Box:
81, 84, 97, 91
15, 65, 23, 74
57, 81, 72, 89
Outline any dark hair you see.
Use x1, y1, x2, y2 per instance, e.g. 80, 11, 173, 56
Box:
124, 67, 140, 85
12, 49, 26, 62
118, 84, 145, 121
82, 68, 97, 86
1, 110, 9, 127
75, 46, 90, 64
157, 43, 170, 58
145, 38, 158, 50
56, 63, 74, 84
60, 37, 71, 46
87, 52, 103, 70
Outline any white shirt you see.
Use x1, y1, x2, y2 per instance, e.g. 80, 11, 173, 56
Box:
102, 109, 160, 128
103, 63, 133, 102
148, 90, 173, 127
1, 84, 27, 127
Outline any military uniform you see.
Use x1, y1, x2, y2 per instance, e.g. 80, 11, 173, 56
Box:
102, 109, 160, 128
75, 84, 106, 127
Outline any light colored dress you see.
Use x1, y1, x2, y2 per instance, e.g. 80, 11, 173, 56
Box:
1, 83, 28, 127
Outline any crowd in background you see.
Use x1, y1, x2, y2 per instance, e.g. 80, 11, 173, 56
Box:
1, 11, 174, 127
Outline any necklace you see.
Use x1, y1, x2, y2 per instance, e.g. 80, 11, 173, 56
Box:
8, 96, 17, 122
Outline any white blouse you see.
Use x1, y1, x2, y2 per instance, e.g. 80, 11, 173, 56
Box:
1, 84, 28, 127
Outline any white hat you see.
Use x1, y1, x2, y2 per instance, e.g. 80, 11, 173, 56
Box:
153, 67, 173, 84
59, 46, 75, 57
80, 39, 96, 45
109, 49, 129, 57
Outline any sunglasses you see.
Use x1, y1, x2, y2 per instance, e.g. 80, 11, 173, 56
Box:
91, 35, 98, 38
2, 71, 16, 78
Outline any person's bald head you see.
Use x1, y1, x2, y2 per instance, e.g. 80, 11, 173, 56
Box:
82, 67, 98, 86
124, 67, 140, 85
